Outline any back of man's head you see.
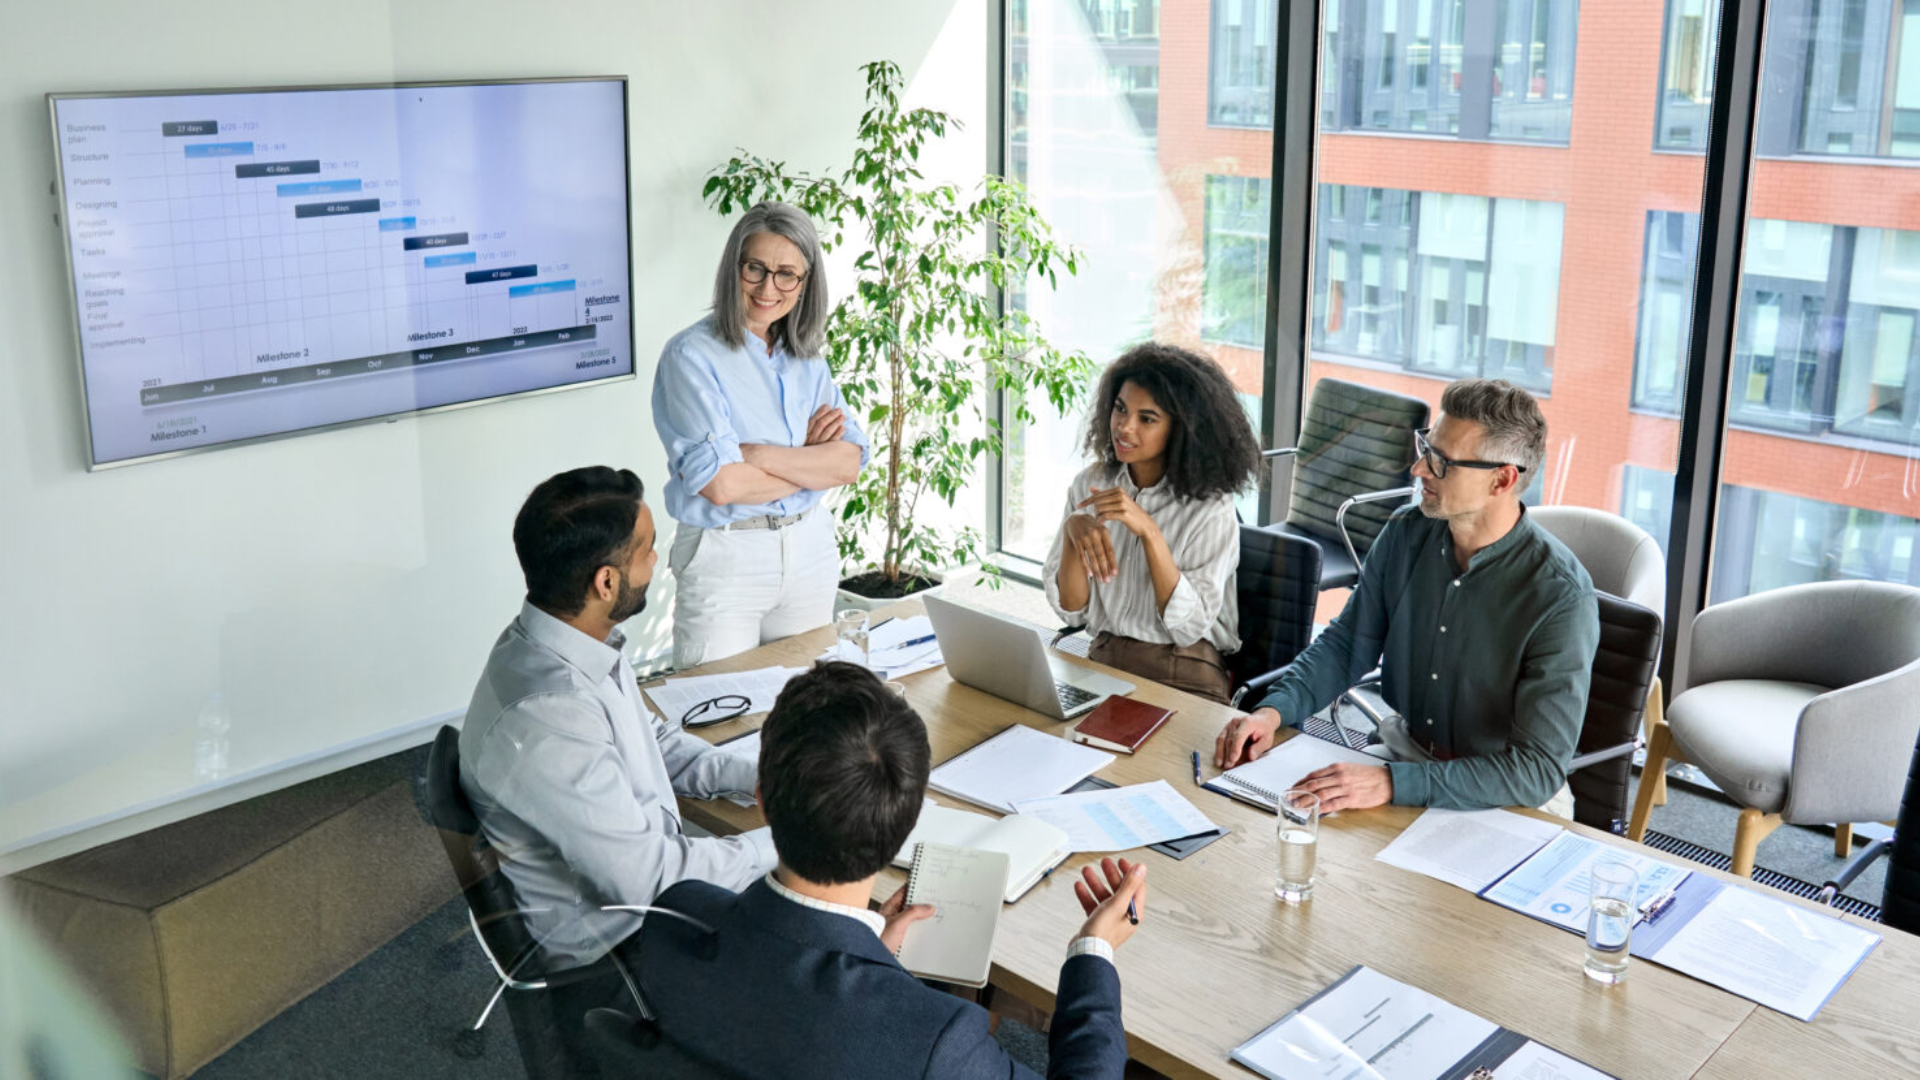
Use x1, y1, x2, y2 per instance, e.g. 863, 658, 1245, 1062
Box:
1440, 378, 1548, 478
759, 661, 930, 884
512, 466, 644, 616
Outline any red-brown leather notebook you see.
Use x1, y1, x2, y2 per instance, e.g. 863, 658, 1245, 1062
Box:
1071, 696, 1175, 754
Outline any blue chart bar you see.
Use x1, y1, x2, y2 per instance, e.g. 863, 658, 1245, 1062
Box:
276, 178, 361, 197
184, 141, 254, 158
378, 217, 417, 232
423, 251, 478, 268
465, 264, 538, 284
508, 279, 575, 298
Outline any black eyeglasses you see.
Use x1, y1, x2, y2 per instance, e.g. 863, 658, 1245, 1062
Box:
1413, 427, 1526, 479
681, 694, 751, 728
740, 259, 807, 293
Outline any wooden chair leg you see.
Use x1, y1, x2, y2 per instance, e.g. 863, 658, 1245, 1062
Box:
1835, 823, 1854, 858
1731, 809, 1783, 878
1628, 718, 1672, 842
1645, 679, 1668, 807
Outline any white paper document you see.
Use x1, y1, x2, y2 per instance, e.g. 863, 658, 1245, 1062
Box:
818, 615, 947, 679
1232, 965, 1498, 1080
928, 725, 1114, 813
641, 666, 807, 727
1492, 1040, 1614, 1080
1375, 809, 1565, 892
1012, 780, 1219, 853
1208, 732, 1384, 809
1481, 831, 1690, 933
1648, 884, 1880, 1022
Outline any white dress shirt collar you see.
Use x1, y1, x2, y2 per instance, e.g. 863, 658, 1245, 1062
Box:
764, 872, 887, 939
518, 599, 628, 683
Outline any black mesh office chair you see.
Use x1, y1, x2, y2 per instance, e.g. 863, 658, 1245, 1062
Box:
1226, 525, 1322, 709
1267, 378, 1430, 591
1567, 593, 1663, 833
422, 725, 623, 1079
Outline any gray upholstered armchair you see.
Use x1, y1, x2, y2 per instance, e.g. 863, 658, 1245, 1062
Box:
1628, 580, 1920, 877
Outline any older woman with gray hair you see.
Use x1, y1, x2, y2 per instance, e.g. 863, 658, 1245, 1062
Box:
651, 201, 867, 668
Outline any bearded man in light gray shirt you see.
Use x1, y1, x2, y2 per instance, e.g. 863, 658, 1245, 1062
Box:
460, 466, 775, 970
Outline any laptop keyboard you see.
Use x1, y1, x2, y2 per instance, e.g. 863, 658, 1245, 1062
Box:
1055, 682, 1099, 712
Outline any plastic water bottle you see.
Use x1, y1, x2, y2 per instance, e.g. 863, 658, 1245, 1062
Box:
194, 692, 231, 779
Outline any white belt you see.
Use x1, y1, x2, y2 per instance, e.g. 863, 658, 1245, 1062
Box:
723, 510, 806, 532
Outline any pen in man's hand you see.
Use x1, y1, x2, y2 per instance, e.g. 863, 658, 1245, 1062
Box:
1126, 897, 1138, 925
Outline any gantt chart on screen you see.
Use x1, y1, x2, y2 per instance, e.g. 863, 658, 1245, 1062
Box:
54, 81, 633, 465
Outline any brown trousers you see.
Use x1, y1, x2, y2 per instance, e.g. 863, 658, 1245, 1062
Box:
1088, 632, 1233, 705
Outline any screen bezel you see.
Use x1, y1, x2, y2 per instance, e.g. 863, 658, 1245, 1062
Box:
48, 76, 636, 471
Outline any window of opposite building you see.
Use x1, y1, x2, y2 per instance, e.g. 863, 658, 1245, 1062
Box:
1202, 175, 1272, 348
1632, 211, 1920, 448
1664, 0, 1920, 158
1308, 183, 1560, 392
1210, 0, 1276, 127
1317, 0, 1578, 144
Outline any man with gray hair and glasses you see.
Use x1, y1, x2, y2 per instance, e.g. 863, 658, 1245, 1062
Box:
1215, 378, 1599, 817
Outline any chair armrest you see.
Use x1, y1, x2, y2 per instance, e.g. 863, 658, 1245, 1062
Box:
1051, 624, 1087, 648
1334, 486, 1416, 569
1231, 663, 1293, 709
1784, 658, 1920, 824
1261, 447, 1299, 458
1568, 739, 1638, 773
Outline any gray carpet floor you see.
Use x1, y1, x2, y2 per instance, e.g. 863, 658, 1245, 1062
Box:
186, 760, 1891, 1079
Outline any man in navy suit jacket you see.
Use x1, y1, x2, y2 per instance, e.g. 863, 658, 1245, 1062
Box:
634, 660, 1146, 1079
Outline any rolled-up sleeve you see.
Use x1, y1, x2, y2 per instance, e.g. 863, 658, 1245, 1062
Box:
1043, 483, 1091, 625
652, 338, 744, 497
823, 375, 872, 469
1157, 498, 1238, 647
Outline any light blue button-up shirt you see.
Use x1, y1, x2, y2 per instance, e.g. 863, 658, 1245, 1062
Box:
460, 601, 776, 968
651, 316, 870, 528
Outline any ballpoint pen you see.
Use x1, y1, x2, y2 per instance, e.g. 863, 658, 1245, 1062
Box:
894, 633, 937, 649
1126, 897, 1138, 925
1191, 750, 1203, 786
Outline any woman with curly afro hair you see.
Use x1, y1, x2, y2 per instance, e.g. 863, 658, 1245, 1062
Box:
1042, 342, 1263, 703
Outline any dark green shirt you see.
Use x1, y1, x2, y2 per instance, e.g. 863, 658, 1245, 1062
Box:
1258, 504, 1600, 809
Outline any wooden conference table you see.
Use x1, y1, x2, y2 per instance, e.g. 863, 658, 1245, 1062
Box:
667, 601, 1920, 1079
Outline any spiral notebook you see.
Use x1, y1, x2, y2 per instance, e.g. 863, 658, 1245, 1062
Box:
1202, 732, 1386, 811
893, 842, 1010, 989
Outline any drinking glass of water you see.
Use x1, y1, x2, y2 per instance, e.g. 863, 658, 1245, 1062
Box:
1274, 789, 1320, 903
1585, 859, 1637, 984
834, 609, 870, 668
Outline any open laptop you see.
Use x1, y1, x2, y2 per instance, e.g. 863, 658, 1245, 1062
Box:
922, 594, 1134, 720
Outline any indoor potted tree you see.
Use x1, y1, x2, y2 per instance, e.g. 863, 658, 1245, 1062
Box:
703, 60, 1091, 605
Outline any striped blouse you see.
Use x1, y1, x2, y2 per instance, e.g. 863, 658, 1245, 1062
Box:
1042, 462, 1242, 653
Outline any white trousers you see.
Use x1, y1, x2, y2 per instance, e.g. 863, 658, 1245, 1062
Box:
1375, 713, 1576, 819
669, 508, 839, 670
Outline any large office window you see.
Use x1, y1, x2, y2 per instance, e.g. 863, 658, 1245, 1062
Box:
1001, 0, 1270, 563
1706, 2, 1920, 603
1305, 0, 1697, 586
1309, 185, 1560, 392
1321, 0, 1578, 144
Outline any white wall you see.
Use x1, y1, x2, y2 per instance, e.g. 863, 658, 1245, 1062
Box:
0, 0, 986, 863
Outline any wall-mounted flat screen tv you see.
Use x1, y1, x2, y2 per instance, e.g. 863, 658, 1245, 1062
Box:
50, 77, 633, 469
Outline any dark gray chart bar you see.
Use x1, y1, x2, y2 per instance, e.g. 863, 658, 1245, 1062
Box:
465, 264, 538, 284
137, 324, 599, 406
402, 232, 469, 250
293, 198, 382, 219
236, 160, 321, 178
162, 120, 219, 136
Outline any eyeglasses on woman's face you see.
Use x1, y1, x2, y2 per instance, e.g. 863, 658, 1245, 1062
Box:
740, 259, 806, 293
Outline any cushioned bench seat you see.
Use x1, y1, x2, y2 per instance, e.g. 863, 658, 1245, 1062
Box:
2, 751, 456, 1078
